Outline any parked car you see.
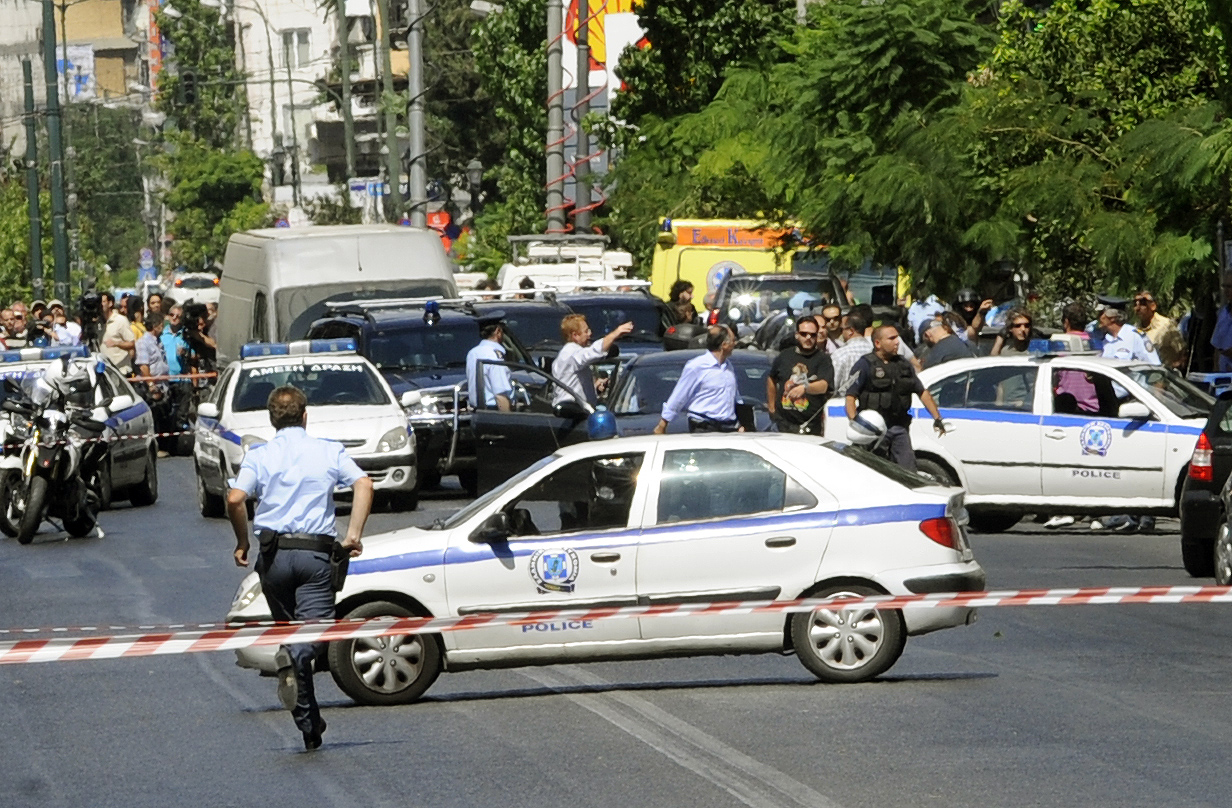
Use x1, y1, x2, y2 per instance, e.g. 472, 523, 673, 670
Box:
226, 432, 985, 703
1179, 391, 1232, 576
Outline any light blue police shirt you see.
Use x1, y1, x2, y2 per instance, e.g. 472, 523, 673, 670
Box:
1101, 326, 1161, 365
233, 427, 365, 536
661, 351, 738, 423
466, 339, 513, 408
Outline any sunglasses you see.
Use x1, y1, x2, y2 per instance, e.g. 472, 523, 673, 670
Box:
796, 330, 818, 337
1009, 321, 1031, 329
1134, 297, 1152, 306
823, 315, 841, 322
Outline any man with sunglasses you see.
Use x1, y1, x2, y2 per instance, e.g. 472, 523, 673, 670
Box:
992, 308, 1034, 355
819, 304, 844, 354
767, 315, 834, 435
1133, 291, 1184, 368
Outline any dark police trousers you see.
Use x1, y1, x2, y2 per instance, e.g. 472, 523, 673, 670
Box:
256, 546, 334, 734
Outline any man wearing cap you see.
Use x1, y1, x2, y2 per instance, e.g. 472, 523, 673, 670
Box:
48, 300, 81, 346
1099, 307, 1161, 364
100, 291, 135, 373
466, 314, 513, 411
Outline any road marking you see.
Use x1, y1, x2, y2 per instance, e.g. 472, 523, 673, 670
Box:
520, 665, 845, 808
151, 555, 210, 571
24, 563, 81, 579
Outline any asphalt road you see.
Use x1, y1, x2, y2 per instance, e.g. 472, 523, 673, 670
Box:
0, 458, 1228, 808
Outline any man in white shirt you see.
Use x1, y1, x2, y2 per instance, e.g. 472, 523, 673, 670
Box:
551, 314, 633, 405
100, 291, 135, 373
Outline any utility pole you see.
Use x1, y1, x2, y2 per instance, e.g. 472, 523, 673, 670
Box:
545, 0, 565, 233
406, 0, 426, 226
22, 60, 44, 300
41, 0, 70, 301
375, 0, 401, 221
337, 0, 355, 180
58, 0, 84, 290
572, 0, 590, 232
283, 51, 302, 206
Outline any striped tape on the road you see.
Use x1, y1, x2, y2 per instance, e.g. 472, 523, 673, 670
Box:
3, 585, 1232, 665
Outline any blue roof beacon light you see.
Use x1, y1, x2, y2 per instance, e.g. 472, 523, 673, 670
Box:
305, 338, 357, 354
423, 299, 441, 325
587, 406, 617, 440
240, 342, 292, 359
0, 346, 89, 363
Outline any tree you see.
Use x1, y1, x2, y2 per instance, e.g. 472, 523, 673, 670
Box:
67, 105, 148, 273
154, 0, 246, 149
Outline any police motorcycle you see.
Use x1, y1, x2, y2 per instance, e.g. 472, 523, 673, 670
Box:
2, 350, 133, 544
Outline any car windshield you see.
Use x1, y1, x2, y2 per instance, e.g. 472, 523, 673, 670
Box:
564, 299, 662, 340
434, 455, 557, 529
823, 442, 934, 489
1123, 366, 1213, 419
716, 277, 838, 322
610, 357, 770, 415
493, 308, 564, 348
176, 276, 217, 289
231, 362, 390, 411
367, 324, 474, 371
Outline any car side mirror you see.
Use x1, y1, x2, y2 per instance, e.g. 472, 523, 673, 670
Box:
469, 511, 511, 543
553, 399, 589, 421
400, 390, 421, 409
197, 402, 219, 419
1118, 401, 1152, 420
106, 394, 134, 414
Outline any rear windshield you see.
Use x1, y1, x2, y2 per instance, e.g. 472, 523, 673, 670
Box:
176, 276, 218, 289
367, 324, 474, 371
232, 362, 390, 411
823, 442, 933, 489
277, 280, 455, 341
492, 308, 565, 348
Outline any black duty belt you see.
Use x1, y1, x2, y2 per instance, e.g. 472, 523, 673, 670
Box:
257, 531, 335, 553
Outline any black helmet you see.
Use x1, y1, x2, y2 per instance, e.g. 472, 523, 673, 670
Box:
955, 288, 978, 304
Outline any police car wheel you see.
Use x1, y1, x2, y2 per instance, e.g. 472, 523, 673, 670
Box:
0, 471, 20, 538
1213, 525, 1232, 585
92, 458, 113, 512
328, 601, 442, 706
129, 450, 159, 507
915, 457, 957, 487
790, 583, 906, 684
196, 464, 225, 518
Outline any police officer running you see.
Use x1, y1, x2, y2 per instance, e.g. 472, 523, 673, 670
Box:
1099, 307, 1161, 364
845, 325, 946, 471
466, 313, 514, 411
654, 325, 742, 434
227, 386, 372, 751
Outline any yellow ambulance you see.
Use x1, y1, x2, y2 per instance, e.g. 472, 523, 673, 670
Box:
649, 218, 795, 303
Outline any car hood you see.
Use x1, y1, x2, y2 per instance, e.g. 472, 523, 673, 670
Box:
380, 368, 468, 394
226, 407, 403, 445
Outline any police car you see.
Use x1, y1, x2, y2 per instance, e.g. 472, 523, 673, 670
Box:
227, 433, 984, 704
825, 354, 1213, 532
193, 339, 420, 515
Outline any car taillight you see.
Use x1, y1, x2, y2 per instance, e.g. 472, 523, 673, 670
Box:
919, 517, 959, 549
1190, 432, 1214, 482
666, 326, 676, 336
706, 309, 720, 326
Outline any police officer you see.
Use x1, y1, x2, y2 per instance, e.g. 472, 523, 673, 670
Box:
227, 386, 372, 751
466, 313, 514, 411
1099, 306, 1161, 364
654, 325, 742, 433
845, 324, 946, 470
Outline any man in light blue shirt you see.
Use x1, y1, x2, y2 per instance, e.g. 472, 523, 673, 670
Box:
1099, 307, 1161, 365
466, 315, 513, 410
655, 326, 741, 433
227, 385, 372, 751
160, 305, 188, 376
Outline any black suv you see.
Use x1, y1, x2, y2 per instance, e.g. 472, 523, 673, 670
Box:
306, 300, 534, 495
1179, 391, 1232, 576
470, 297, 574, 369
554, 290, 674, 357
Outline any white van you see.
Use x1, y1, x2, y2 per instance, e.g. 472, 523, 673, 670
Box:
216, 224, 457, 365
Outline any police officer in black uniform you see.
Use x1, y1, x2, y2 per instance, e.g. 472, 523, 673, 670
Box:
227, 385, 373, 750
844, 324, 947, 470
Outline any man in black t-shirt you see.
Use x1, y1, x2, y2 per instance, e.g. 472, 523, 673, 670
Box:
766, 315, 834, 435
920, 313, 976, 370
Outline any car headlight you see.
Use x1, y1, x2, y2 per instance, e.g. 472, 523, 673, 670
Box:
406, 395, 444, 417
231, 577, 262, 611
240, 435, 266, 454
377, 426, 409, 453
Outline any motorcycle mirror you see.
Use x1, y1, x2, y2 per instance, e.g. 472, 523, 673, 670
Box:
106, 394, 134, 414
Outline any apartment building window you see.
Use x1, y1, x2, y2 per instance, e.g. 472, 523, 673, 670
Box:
281, 29, 311, 69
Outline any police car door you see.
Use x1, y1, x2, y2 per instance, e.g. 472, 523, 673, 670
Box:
471, 361, 592, 494
635, 442, 834, 641
918, 363, 1043, 496
444, 449, 646, 655
101, 367, 145, 485
1040, 363, 1168, 505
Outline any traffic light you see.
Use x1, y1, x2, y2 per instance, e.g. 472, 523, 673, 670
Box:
180, 69, 198, 105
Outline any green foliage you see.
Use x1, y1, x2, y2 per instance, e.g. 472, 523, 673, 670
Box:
0, 178, 45, 301
159, 136, 270, 267
67, 105, 148, 272
304, 187, 363, 225
154, 0, 246, 148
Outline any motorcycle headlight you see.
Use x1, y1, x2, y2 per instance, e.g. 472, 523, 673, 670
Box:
231, 577, 262, 611
240, 435, 267, 454
377, 426, 409, 453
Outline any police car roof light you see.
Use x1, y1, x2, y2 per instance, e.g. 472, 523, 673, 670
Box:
305, 338, 357, 354
240, 342, 291, 359
40, 346, 89, 361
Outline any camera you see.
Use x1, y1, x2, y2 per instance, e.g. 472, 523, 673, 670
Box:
78, 292, 104, 349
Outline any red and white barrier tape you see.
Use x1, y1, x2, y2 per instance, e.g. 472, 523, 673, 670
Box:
2, 585, 1231, 665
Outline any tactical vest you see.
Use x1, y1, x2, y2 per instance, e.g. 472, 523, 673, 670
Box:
857, 353, 916, 425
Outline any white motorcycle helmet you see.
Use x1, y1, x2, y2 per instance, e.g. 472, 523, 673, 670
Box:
846, 409, 887, 446
32, 355, 97, 407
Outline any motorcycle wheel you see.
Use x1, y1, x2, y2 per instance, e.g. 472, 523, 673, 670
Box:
17, 476, 47, 545
0, 471, 20, 538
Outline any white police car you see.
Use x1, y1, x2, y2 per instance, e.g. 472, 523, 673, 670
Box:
0, 346, 159, 526
825, 354, 1213, 531
228, 433, 984, 704
194, 339, 420, 514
